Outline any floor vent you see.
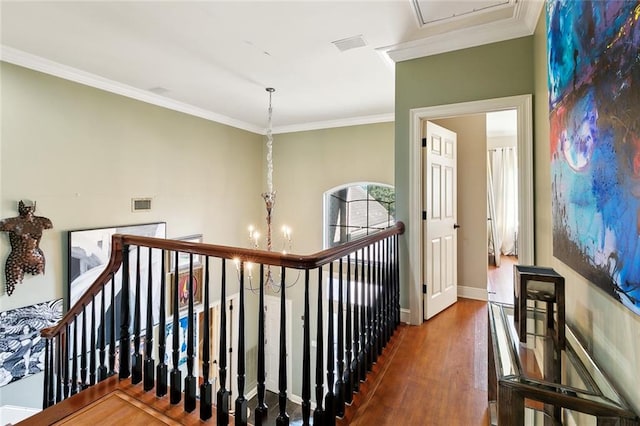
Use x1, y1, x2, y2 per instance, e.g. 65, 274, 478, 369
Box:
132, 197, 152, 212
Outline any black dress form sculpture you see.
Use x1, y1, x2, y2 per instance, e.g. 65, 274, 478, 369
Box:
0, 201, 53, 295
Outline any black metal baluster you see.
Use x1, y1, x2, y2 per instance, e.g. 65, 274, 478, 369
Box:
144, 247, 155, 391
200, 256, 213, 420
63, 326, 69, 399
71, 317, 78, 395
381, 238, 388, 345
80, 306, 88, 389
335, 258, 345, 417
90, 295, 96, 386
352, 250, 360, 393
49, 336, 55, 405
366, 245, 373, 372
313, 266, 325, 425
395, 234, 401, 326
58, 333, 65, 402
371, 243, 379, 363
185, 254, 197, 412
359, 249, 366, 382
276, 266, 289, 426
217, 258, 229, 425
376, 240, 383, 358
108, 275, 116, 376
386, 237, 393, 342
98, 283, 107, 381
325, 262, 336, 426
132, 246, 142, 384
255, 263, 268, 425
119, 243, 131, 379
302, 269, 311, 425
170, 250, 182, 404
43, 339, 50, 408
235, 261, 248, 425
376, 241, 384, 357
157, 250, 168, 397
344, 255, 353, 404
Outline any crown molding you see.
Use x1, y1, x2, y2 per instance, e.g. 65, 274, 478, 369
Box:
383, 0, 544, 63
272, 113, 394, 135
2, 46, 395, 135
0, 46, 264, 134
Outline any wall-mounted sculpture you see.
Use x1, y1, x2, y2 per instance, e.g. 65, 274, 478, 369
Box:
0, 201, 53, 296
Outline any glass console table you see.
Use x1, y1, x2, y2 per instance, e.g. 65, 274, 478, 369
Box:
488, 302, 638, 425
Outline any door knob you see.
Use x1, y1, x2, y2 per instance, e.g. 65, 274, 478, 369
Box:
454, 224, 461, 229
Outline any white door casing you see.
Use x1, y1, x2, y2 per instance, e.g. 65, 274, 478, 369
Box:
408, 95, 534, 325
423, 121, 458, 319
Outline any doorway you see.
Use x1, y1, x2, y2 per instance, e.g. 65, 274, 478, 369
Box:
264, 294, 292, 397
409, 95, 534, 324
486, 110, 519, 304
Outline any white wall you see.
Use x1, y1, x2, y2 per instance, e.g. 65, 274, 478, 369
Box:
487, 135, 516, 150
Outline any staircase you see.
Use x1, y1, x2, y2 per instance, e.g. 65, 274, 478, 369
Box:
26, 222, 404, 425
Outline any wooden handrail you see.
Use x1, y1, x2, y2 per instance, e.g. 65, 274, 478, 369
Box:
42, 221, 404, 339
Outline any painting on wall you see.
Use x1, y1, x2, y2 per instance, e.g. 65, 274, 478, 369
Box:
168, 266, 203, 314
165, 313, 197, 371
0, 299, 63, 386
67, 222, 167, 337
547, 1, 640, 315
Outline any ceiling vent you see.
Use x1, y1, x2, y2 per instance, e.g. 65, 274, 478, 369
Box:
148, 86, 169, 95
332, 35, 367, 52
132, 197, 152, 212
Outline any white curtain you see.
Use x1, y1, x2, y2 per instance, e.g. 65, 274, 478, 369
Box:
488, 147, 519, 256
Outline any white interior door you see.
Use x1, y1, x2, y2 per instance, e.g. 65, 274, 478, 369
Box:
423, 121, 458, 320
264, 294, 292, 395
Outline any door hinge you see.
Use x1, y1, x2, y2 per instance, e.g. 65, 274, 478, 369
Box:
422, 137, 427, 147
422, 211, 427, 220
422, 284, 427, 294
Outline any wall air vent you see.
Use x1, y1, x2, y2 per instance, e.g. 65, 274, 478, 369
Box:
332, 35, 367, 52
132, 197, 152, 212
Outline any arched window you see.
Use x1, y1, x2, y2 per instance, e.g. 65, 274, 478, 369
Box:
323, 182, 395, 249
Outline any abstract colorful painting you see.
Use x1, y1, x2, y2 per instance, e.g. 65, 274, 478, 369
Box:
0, 299, 63, 386
548, 1, 640, 315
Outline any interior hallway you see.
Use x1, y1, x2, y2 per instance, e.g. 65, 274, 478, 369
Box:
349, 298, 490, 426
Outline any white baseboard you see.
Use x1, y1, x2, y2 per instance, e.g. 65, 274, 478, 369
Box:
458, 285, 488, 301
400, 308, 411, 324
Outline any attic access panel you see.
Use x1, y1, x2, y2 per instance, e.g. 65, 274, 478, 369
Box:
413, 0, 512, 26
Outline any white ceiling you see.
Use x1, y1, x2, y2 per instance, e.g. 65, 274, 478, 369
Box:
0, 1, 543, 134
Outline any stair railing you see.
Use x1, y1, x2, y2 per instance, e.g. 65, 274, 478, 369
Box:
40, 221, 404, 425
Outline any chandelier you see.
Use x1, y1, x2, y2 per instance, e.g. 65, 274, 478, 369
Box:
244, 88, 295, 291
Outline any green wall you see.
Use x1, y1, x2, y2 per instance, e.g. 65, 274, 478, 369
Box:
395, 36, 534, 310
0, 62, 264, 407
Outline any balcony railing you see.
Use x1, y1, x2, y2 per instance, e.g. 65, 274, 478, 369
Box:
40, 222, 404, 425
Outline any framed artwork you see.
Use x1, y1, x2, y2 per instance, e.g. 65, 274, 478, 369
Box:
67, 222, 167, 337
168, 266, 203, 314
166, 234, 203, 273
547, 1, 640, 315
0, 299, 63, 387
165, 313, 197, 370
